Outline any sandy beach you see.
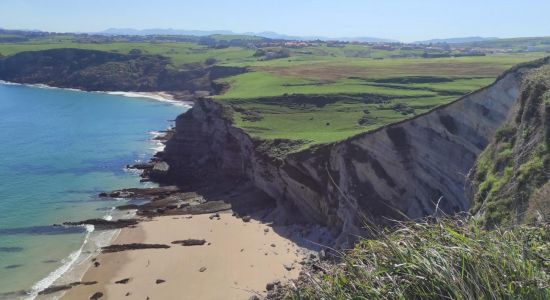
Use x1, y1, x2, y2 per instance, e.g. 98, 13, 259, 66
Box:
58, 212, 309, 300
0, 80, 193, 108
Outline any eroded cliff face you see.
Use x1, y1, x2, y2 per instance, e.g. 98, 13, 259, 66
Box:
162, 58, 549, 245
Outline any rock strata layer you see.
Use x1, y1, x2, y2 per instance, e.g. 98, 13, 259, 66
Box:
159, 58, 550, 244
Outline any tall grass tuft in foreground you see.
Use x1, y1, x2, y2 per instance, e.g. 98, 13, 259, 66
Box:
292, 218, 549, 300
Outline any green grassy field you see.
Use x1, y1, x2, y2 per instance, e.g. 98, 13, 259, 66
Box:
216, 54, 545, 145
0, 35, 547, 147
0, 41, 255, 66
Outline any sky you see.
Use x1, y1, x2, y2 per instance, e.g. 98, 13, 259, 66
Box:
0, 0, 549, 42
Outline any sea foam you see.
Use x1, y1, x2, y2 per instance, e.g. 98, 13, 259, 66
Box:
105, 91, 192, 108
26, 225, 94, 299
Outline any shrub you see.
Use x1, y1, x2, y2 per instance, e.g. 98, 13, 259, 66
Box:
204, 57, 217, 65
290, 218, 550, 300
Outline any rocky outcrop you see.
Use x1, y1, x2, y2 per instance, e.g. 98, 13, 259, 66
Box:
160, 57, 549, 245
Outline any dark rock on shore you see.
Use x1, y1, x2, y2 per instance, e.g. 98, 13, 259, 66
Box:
155, 279, 166, 284
90, 291, 104, 300
171, 239, 206, 246
266, 280, 281, 291
126, 163, 154, 170
115, 278, 131, 284
62, 219, 139, 230
116, 204, 140, 210
101, 243, 170, 253
138, 200, 231, 217
38, 281, 97, 295
179, 201, 232, 214
108, 191, 135, 198
101, 186, 180, 199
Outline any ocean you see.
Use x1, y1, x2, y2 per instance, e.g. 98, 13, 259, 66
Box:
0, 82, 187, 298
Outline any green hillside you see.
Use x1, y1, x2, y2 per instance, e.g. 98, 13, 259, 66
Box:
1, 31, 548, 147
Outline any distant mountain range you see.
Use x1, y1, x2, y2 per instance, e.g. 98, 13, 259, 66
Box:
413, 36, 499, 44
100, 28, 235, 37
241, 31, 399, 43
1, 27, 510, 45
98, 28, 399, 43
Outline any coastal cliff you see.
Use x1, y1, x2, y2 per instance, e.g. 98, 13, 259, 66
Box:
3, 48, 547, 243
0, 48, 245, 93
161, 57, 550, 244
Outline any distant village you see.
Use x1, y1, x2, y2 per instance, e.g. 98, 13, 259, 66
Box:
1, 28, 549, 59
255, 39, 540, 58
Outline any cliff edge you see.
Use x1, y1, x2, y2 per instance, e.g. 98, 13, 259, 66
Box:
160, 57, 550, 245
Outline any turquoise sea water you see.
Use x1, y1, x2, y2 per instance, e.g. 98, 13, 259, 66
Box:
0, 83, 186, 297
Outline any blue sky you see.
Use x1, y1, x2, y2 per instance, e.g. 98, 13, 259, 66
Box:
0, 0, 549, 42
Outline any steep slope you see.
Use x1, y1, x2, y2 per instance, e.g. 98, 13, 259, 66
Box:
160, 57, 549, 244
468, 64, 550, 226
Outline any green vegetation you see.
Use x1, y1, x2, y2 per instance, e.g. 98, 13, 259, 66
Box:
0, 30, 548, 148
2, 31, 550, 300
457, 36, 550, 52
278, 64, 550, 299
470, 64, 550, 226
213, 54, 546, 146
0, 41, 255, 66
289, 218, 550, 300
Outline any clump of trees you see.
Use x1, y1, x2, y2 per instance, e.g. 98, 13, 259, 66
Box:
254, 48, 290, 60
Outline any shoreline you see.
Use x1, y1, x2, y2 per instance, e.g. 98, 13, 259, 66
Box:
30, 227, 122, 300
0, 80, 191, 299
0, 80, 194, 108
60, 213, 311, 300
3, 79, 317, 299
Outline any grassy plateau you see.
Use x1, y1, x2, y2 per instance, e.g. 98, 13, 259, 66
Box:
0, 34, 547, 147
